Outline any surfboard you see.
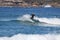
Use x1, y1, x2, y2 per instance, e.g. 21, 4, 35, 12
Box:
32, 19, 39, 23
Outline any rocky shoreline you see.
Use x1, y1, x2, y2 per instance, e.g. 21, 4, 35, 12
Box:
0, 0, 60, 7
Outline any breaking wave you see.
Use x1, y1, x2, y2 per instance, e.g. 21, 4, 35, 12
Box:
0, 34, 60, 40
0, 14, 60, 26
17, 14, 60, 25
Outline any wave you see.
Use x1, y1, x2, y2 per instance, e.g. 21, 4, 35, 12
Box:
0, 34, 60, 40
17, 14, 60, 25
0, 14, 60, 26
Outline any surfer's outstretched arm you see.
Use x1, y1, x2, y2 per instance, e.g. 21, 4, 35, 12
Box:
30, 14, 35, 20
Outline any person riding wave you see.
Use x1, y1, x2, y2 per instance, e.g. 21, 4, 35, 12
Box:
30, 13, 39, 22
30, 13, 35, 20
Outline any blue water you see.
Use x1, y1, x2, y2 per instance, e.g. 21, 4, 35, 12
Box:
0, 7, 60, 37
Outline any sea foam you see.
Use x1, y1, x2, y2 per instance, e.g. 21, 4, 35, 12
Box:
0, 34, 60, 40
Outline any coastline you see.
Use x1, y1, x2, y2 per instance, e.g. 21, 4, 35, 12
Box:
0, 0, 60, 8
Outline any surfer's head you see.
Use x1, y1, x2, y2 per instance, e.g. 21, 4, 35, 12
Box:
31, 13, 35, 20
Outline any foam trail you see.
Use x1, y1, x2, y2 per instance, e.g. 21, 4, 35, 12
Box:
0, 34, 60, 40
38, 18, 60, 25
33, 16, 60, 25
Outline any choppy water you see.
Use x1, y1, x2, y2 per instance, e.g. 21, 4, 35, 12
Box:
0, 7, 60, 40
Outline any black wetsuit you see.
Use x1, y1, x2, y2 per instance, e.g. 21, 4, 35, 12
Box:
30, 14, 35, 20
30, 14, 39, 22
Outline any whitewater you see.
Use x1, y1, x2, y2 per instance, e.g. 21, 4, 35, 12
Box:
0, 34, 60, 40
17, 14, 60, 26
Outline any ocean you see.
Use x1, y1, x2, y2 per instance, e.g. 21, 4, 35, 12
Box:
0, 7, 60, 40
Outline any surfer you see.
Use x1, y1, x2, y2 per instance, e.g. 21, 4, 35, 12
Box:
30, 13, 39, 22
30, 13, 35, 20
